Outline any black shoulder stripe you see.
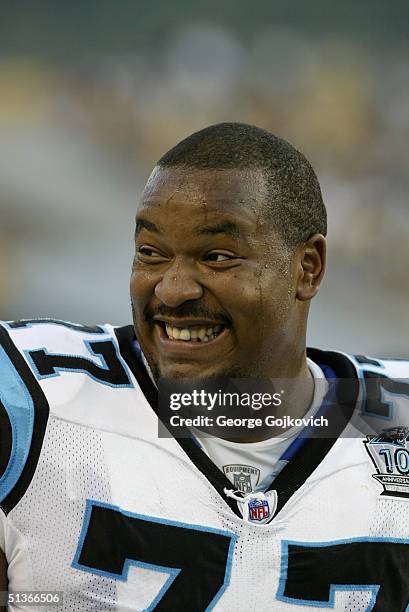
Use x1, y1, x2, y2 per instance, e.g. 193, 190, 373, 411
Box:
0, 325, 50, 515
0, 403, 12, 478
354, 355, 382, 367
269, 348, 360, 516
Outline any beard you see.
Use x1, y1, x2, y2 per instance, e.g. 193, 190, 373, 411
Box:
149, 358, 263, 382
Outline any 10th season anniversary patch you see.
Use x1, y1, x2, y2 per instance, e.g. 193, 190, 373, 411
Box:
364, 427, 409, 498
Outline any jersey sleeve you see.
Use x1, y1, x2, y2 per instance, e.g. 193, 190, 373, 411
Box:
0, 317, 132, 514
0, 323, 49, 514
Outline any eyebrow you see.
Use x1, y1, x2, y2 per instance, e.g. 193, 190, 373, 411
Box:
135, 218, 244, 240
134, 218, 159, 238
196, 221, 242, 239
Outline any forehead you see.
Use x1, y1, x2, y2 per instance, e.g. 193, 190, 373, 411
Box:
138, 166, 268, 226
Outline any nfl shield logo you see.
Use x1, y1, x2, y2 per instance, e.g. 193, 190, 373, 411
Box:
248, 498, 269, 522
238, 490, 277, 524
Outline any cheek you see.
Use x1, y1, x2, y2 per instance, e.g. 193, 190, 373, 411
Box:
131, 264, 154, 289
223, 267, 289, 310
238, 269, 295, 332
129, 270, 139, 305
130, 269, 152, 316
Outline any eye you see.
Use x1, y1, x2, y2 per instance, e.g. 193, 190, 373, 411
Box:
206, 253, 232, 262
137, 246, 166, 261
204, 251, 240, 264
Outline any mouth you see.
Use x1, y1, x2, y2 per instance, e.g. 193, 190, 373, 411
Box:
153, 318, 228, 345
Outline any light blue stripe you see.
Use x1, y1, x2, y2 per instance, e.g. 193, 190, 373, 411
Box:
0, 346, 35, 502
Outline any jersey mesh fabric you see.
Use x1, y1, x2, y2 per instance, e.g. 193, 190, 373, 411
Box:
343, 474, 409, 610
9, 417, 116, 611
343, 496, 409, 612
7, 415, 409, 610
3, 320, 408, 611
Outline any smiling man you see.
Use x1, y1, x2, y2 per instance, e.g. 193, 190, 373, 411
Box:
131, 126, 326, 386
0, 123, 408, 611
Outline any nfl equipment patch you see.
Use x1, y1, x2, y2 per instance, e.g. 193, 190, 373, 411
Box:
223, 464, 260, 493
364, 427, 409, 498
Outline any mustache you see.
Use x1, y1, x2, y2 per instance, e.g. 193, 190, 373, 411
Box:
143, 302, 231, 325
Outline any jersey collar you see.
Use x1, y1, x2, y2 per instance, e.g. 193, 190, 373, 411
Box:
115, 326, 360, 520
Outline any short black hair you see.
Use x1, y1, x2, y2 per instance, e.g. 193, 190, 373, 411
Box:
157, 122, 326, 247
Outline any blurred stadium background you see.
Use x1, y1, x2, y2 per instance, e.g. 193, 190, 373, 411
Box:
0, 1, 407, 356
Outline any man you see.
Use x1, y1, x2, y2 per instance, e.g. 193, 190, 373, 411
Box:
0, 123, 408, 611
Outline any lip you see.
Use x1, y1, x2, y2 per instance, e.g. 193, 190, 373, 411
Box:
154, 321, 230, 356
153, 316, 227, 328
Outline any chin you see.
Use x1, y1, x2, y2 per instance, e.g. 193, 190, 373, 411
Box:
158, 364, 214, 380
157, 361, 244, 381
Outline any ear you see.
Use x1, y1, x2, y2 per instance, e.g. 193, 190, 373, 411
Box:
296, 234, 327, 301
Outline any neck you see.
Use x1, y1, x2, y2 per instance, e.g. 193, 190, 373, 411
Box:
193, 354, 315, 443
231, 357, 314, 442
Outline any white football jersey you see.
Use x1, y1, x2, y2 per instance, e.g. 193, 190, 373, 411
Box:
0, 319, 408, 611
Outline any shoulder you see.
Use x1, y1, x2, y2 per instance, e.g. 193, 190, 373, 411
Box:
0, 319, 142, 417
309, 346, 409, 439
0, 319, 142, 514
307, 347, 409, 378
306, 348, 409, 502
307, 349, 409, 411
1, 318, 116, 352
0, 318, 135, 385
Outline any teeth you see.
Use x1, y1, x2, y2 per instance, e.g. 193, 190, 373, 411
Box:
197, 328, 206, 340
163, 323, 224, 342
179, 329, 190, 341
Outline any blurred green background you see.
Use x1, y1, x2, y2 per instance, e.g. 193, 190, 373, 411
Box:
0, 1, 407, 355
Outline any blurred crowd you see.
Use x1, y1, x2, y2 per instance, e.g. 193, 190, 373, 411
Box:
0, 18, 407, 355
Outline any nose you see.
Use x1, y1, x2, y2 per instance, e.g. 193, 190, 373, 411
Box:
154, 258, 203, 308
